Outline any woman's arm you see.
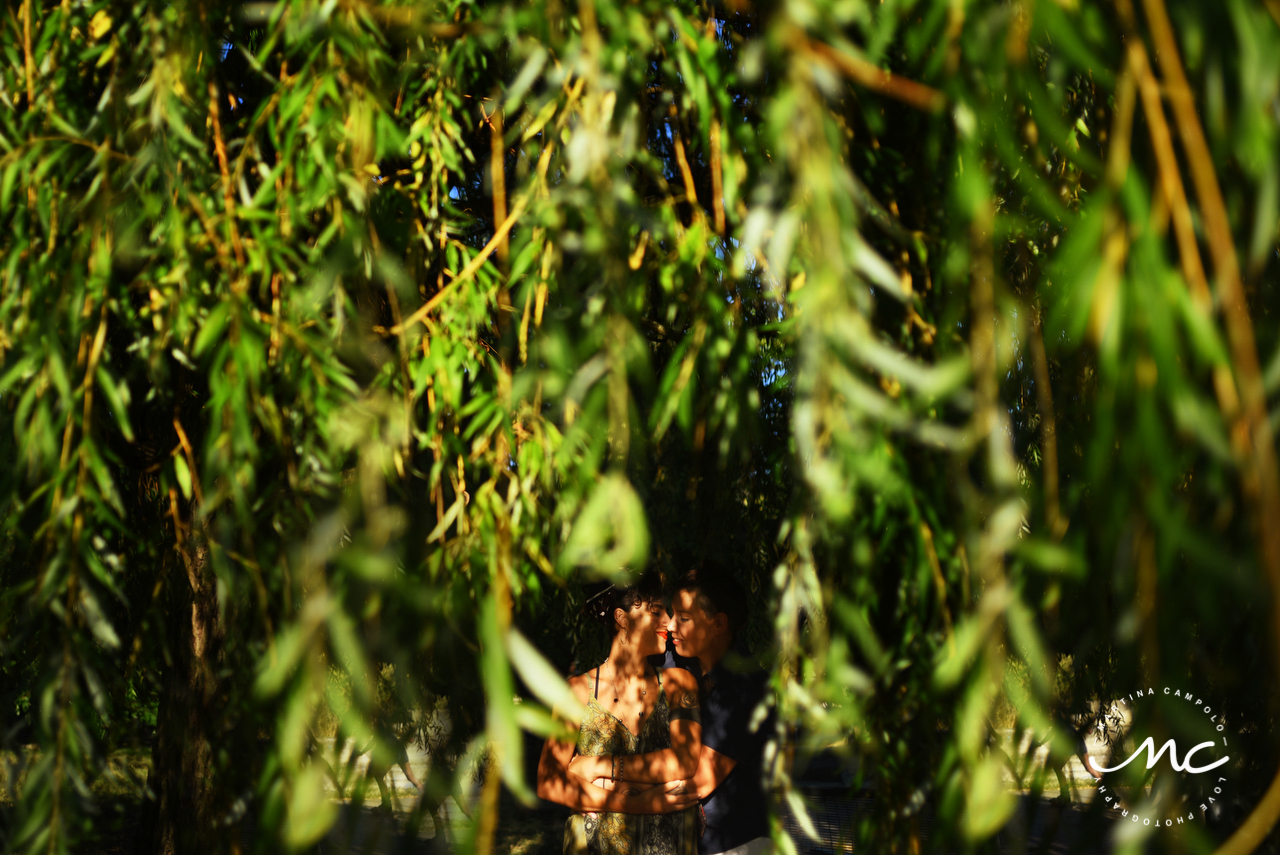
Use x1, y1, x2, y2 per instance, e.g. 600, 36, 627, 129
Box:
570, 668, 702, 784
536, 671, 698, 815
536, 734, 698, 814
536, 674, 600, 807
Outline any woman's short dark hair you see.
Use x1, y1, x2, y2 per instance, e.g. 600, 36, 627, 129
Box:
583, 571, 664, 633
673, 559, 748, 638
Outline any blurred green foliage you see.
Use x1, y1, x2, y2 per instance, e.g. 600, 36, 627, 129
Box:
2, 0, 1280, 853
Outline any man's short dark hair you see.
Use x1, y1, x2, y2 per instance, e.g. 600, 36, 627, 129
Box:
673, 559, 748, 638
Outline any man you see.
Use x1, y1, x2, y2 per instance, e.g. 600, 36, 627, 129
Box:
664, 561, 774, 855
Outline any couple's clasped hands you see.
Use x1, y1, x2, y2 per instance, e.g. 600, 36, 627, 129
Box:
568, 754, 699, 815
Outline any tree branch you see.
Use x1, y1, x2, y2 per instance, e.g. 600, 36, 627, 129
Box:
1122, 0, 1280, 849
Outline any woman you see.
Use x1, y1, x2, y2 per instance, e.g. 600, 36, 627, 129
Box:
537, 573, 703, 854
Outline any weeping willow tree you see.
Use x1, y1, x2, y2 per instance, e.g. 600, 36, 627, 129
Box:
3, 0, 1280, 852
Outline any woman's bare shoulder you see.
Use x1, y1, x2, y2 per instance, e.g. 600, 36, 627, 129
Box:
566, 670, 596, 705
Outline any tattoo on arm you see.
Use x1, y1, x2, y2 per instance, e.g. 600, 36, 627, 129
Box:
669, 687, 701, 723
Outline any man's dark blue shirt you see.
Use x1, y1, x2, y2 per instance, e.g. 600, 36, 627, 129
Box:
659, 649, 773, 854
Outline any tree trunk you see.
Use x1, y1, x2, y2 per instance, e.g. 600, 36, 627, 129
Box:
137, 503, 230, 855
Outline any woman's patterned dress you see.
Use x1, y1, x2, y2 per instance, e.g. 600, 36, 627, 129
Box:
563, 670, 699, 855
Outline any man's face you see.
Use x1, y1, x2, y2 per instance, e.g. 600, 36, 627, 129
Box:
666, 588, 724, 659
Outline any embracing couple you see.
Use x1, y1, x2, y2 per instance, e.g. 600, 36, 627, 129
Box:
537, 561, 774, 855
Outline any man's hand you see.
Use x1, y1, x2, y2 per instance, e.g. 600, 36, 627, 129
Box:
662, 780, 693, 796
615, 781, 699, 814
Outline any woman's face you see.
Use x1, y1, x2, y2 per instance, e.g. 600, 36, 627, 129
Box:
619, 598, 668, 656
